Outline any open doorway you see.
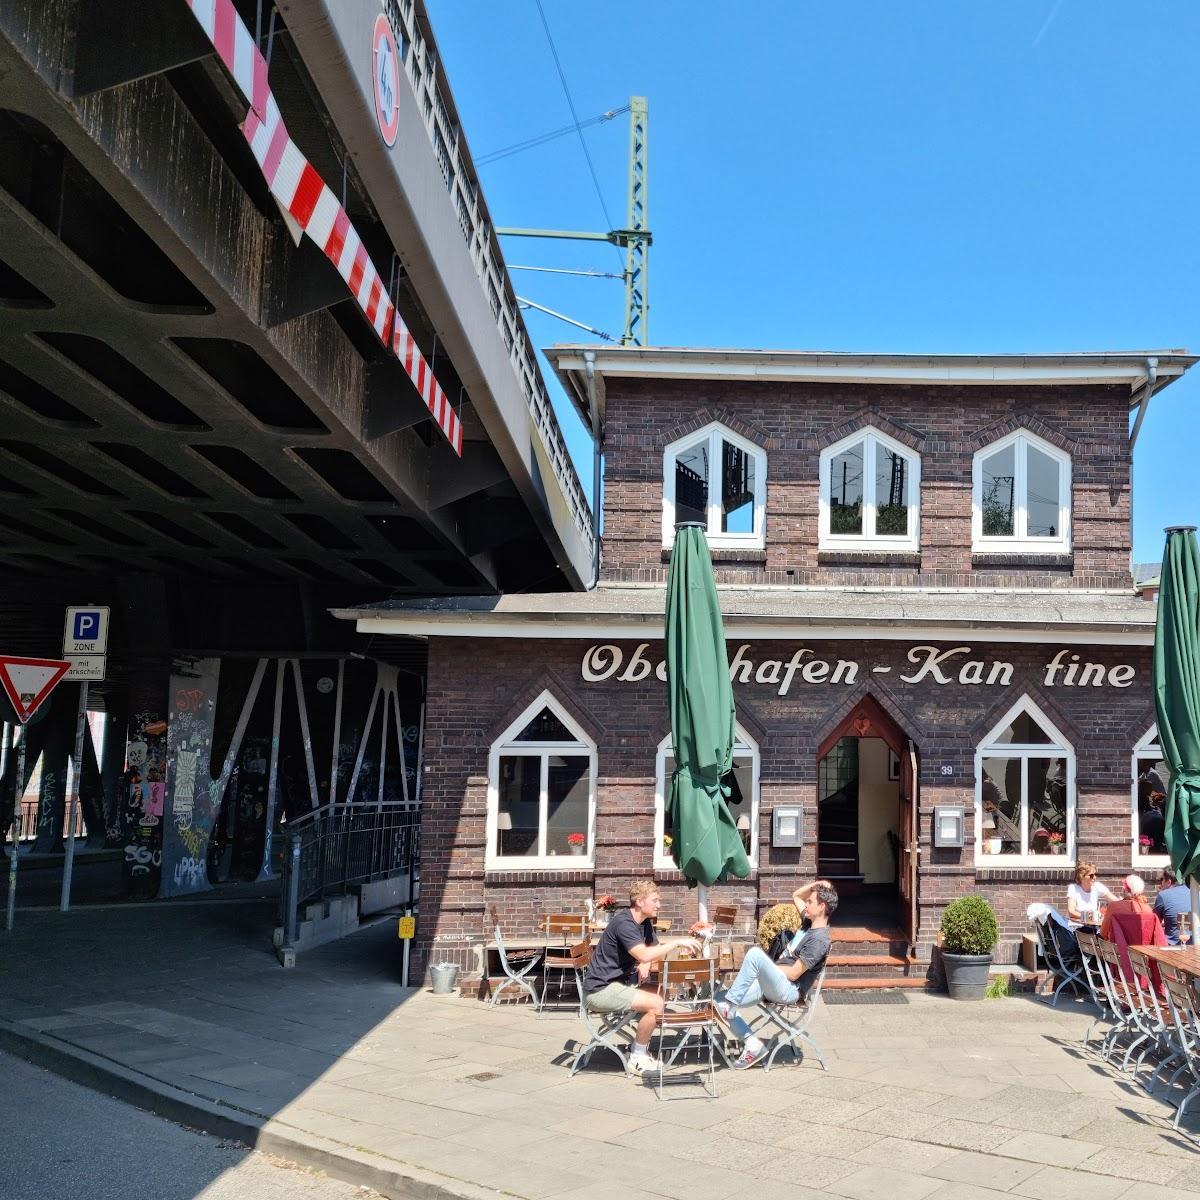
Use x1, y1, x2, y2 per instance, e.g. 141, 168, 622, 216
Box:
815, 695, 918, 939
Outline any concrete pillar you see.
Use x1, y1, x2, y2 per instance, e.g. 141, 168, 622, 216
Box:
121, 671, 169, 899
99, 700, 128, 847
33, 686, 76, 853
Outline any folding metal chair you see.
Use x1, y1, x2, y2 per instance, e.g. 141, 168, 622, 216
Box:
489, 920, 543, 1008
1093, 937, 1140, 1065
538, 914, 588, 1016
749, 960, 829, 1072
1032, 915, 1087, 1006
1075, 931, 1115, 1051
568, 992, 640, 1077
656, 957, 718, 1100
1126, 947, 1180, 1091
1161, 973, 1200, 1134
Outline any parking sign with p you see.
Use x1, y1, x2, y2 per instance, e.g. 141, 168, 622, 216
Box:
64, 606, 110, 655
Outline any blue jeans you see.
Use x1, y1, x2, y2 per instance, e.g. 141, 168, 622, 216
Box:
718, 947, 800, 1042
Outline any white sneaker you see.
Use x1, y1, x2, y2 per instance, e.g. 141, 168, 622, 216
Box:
715, 1000, 734, 1023
627, 1050, 661, 1076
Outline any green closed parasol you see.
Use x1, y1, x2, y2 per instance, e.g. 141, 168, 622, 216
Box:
1154, 527, 1200, 919
664, 523, 751, 895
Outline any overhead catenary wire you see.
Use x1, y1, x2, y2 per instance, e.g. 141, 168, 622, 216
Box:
532, 0, 624, 269
476, 105, 630, 166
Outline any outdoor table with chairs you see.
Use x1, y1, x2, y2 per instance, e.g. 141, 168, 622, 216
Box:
1069, 925, 1200, 1140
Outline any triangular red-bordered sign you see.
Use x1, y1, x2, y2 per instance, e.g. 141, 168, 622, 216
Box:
0, 655, 72, 724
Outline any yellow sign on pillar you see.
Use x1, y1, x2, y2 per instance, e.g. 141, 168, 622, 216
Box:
398, 916, 416, 940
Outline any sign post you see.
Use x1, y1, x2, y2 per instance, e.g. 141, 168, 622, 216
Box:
398, 911, 415, 987
59, 681, 89, 913
0, 654, 71, 931
6, 732, 26, 932
59, 608, 108, 912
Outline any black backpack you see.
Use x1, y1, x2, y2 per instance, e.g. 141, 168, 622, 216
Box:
768, 927, 797, 963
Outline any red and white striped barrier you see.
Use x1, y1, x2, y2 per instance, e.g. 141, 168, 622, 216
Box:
183, 0, 463, 456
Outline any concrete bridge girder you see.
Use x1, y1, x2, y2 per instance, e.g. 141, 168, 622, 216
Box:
0, 0, 571, 593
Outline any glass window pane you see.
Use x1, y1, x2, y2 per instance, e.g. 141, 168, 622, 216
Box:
1026, 444, 1061, 538
662, 752, 676, 856
980, 444, 1016, 536
545, 755, 589, 857
497, 755, 539, 856
675, 442, 708, 526
513, 708, 574, 742
721, 440, 755, 534
981, 756, 1021, 855
727, 755, 754, 854
995, 710, 1053, 746
1137, 753, 1170, 855
828, 442, 864, 535
875, 446, 909, 536
1028, 757, 1067, 853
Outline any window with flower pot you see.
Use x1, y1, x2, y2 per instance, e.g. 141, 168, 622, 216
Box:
661, 421, 766, 549
972, 428, 1071, 555
486, 691, 596, 870
653, 726, 759, 870
1133, 725, 1171, 868
818, 426, 920, 552
975, 696, 1075, 867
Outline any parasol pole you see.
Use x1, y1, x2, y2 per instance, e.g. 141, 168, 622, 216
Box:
698, 884, 708, 925
1192, 876, 1199, 935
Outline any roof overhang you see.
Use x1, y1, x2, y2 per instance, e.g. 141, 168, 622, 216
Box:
332, 586, 1157, 647
545, 345, 1198, 431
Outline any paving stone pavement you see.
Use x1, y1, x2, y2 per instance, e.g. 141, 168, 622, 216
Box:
3, 901, 1200, 1199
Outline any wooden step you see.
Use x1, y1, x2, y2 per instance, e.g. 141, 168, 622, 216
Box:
831, 925, 903, 944
824, 976, 932, 991
825, 955, 915, 979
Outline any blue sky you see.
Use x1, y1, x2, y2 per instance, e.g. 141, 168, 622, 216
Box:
428, 0, 1198, 566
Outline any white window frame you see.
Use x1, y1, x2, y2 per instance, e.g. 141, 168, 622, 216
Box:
972, 428, 1071, 555
818, 426, 921, 552
974, 694, 1075, 868
654, 726, 759, 871
661, 421, 766, 550
1132, 724, 1170, 870
485, 690, 597, 871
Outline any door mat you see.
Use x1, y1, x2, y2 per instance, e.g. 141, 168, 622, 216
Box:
823, 990, 910, 1005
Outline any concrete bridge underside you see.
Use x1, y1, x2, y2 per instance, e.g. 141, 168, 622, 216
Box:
0, 0, 589, 598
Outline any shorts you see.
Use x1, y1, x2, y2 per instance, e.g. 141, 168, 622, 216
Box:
584, 980, 639, 1013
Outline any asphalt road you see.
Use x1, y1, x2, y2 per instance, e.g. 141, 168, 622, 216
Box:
0, 1051, 383, 1200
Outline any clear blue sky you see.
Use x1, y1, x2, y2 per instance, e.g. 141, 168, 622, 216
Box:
428, 0, 1198, 566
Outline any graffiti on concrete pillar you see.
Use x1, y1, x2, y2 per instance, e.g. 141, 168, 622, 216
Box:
159, 658, 221, 898
121, 680, 169, 899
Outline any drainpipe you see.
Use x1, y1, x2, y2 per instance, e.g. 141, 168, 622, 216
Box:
584, 351, 602, 588
1128, 357, 1157, 587
1128, 357, 1158, 452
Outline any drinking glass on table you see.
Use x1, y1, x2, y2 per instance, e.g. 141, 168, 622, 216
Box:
1180, 914, 1193, 946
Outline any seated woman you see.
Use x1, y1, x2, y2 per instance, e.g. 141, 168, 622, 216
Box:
1066, 862, 1117, 930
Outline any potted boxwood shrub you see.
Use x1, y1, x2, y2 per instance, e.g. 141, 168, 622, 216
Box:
940, 895, 998, 1001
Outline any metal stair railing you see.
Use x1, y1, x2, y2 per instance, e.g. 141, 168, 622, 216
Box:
278, 802, 419, 953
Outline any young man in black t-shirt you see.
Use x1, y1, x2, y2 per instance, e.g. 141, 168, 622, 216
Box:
581, 880, 701, 1075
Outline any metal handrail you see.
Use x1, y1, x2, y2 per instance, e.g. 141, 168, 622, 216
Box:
383, 0, 594, 561
278, 802, 419, 952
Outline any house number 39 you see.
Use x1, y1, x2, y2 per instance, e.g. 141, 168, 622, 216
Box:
940, 765, 953, 776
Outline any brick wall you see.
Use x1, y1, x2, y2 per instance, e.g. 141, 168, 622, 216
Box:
600, 378, 1132, 589
413, 635, 1154, 979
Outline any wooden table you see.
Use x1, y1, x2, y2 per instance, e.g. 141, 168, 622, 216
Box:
1132, 944, 1200, 975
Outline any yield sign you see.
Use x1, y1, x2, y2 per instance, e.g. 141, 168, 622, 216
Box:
0, 655, 72, 724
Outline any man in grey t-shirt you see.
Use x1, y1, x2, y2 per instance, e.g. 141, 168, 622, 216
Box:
715, 879, 837, 1069
581, 881, 701, 1076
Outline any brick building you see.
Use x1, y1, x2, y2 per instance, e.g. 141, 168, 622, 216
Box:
336, 348, 1196, 980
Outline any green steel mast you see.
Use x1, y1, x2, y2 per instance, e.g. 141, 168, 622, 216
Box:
621, 96, 648, 346
495, 97, 651, 347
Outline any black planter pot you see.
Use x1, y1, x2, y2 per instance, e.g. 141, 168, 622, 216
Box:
942, 951, 993, 1000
